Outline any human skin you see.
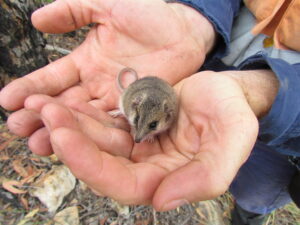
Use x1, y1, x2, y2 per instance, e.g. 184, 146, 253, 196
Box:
22, 69, 278, 212
0, 0, 215, 155
0, 0, 215, 110
0, 0, 280, 211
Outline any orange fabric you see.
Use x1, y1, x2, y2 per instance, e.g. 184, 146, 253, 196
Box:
244, 0, 300, 51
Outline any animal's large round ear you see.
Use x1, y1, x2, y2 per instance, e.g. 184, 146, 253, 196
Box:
117, 67, 138, 90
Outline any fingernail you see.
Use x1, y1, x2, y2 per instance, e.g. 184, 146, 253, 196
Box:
162, 199, 188, 211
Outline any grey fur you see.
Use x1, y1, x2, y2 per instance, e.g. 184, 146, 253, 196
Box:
119, 73, 178, 143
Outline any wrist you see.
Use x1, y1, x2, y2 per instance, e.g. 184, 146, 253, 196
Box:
224, 70, 279, 118
167, 2, 216, 54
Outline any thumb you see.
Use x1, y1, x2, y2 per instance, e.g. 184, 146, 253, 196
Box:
31, 0, 109, 33
152, 156, 231, 212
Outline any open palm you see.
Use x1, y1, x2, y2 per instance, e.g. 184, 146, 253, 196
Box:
36, 71, 258, 211
0, 0, 214, 150
1, 0, 212, 111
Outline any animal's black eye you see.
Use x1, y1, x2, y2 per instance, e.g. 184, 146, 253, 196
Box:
134, 115, 140, 125
149, 121, 158, 130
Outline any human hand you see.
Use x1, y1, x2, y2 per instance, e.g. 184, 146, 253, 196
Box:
0, 0, 215, 153
30, 70, 278, 211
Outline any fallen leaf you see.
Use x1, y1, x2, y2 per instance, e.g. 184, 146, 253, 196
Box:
49, 154, 59, 162
0, 135, 17, 151
17, 208, 39, 225
54, 206, 79, 225
30, 156, 42, 162
20, 168, 42, 185
111, 199, 130, 217
0, 130, 11, 139
99, 217, 108, 225
2, 180, 27, 194
0, 154, 9, 160
30, 165, 76, 213
13, 159, 29, 177
79, 180, 88, 191
20, 195, 29, 210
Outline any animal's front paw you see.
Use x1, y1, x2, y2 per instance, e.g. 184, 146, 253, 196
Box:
108, 109, 123, 117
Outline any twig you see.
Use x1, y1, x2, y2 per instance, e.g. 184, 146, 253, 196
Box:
45, 44, 71, 55
181, 204, 193, 225
152, 207, 157, 225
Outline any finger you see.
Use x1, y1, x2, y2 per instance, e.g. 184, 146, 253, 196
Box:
7, 109, 43, 137
153, 112, 259, 211
20, 91, 89, 138
25, 89, 90, 114
25, 94, 129, 131
41, 103, 79, 131
89, 98, 117, 112
28, 127, 53, 156
69, 101, 130, 131
32, 0, 89, 33
152, 153, 230, 212
50, 127, 167, 204
57, 85, 91, 103
31, 0, 110, 33
0, 56, 79, 110
41, 103, 133, 157
25, 94, 57, 112
25, 91, 90, 116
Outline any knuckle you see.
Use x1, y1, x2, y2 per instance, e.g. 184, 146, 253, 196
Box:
7, 115, 27, 136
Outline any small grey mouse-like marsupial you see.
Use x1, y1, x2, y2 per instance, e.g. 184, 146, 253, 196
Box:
114, 67, 178, 143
